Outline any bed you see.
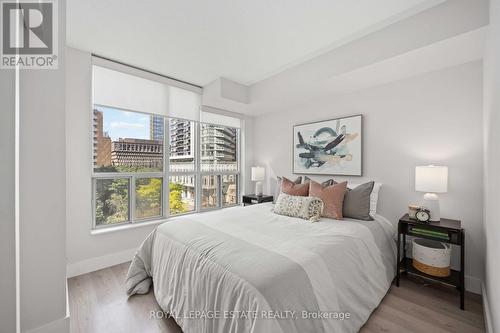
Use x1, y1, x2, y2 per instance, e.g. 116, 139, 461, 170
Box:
126, 203, 396, 333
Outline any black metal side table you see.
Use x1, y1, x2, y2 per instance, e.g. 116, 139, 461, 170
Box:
242, 194, 273, 206
396, 213, 465, 310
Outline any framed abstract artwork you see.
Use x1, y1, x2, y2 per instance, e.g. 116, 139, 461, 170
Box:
293, 114, 362, 176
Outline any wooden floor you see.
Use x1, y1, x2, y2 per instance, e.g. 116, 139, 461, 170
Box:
68, 262, 485, 333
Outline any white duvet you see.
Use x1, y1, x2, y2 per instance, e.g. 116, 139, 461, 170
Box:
126, 203, 396, 333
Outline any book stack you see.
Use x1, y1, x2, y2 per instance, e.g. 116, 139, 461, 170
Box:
409, 227, 449, 241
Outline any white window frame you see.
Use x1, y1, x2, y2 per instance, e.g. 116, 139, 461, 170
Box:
198, 122, 241, 212
90, 107, 241, 230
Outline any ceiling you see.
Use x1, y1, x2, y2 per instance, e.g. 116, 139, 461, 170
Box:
67, 0, 441, 86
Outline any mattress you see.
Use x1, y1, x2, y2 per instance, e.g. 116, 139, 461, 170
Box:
126, 203, 396, 333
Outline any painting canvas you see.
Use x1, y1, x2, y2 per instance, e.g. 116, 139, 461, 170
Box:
293, 115, 362, 176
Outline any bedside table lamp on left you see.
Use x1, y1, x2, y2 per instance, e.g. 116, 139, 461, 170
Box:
415, 165, 448, 222
251, 166, 265, 196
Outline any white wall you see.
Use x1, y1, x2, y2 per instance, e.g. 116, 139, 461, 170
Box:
482, 0, 500, 331
18, 0, 69, 332
253, 62, 484, 293
0, 66, 16, 333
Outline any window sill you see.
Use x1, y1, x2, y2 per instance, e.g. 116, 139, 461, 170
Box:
90, 218, 168, 235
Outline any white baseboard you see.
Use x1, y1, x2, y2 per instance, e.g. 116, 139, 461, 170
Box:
465, 275, 482, 295
66, 248, 137, 278
24, 315, 69, 333
482, 284, 493, 333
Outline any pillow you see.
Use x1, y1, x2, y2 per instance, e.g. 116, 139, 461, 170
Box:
273, 193, 324, 222
333, 180, 382, 218
274, 176, 301, 203
309, 180, 347, 219
349, 182, 382, 217
303, 176, 334, 187
281, 177, 309, 196
369, 182, 382, 217
342, 181, 375, 220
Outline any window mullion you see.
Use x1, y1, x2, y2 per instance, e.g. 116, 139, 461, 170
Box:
91, 178, 96, 229
217, 175, 222, 208
164, 116, 170, 218
195, 121, 201, 212
237, 174, 240, 205
130, 176, 135, 223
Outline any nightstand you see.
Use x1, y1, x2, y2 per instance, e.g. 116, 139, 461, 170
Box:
396, 214, 465, 309
242, 194, 273, 206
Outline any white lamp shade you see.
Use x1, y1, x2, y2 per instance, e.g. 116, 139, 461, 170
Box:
251, 167, 265, 181
415, 165, 448, 193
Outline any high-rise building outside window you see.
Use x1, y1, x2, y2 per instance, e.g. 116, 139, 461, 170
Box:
150, 115, 164, 141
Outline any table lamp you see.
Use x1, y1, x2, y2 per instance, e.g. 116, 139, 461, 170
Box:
251, 167, 265, 196
415, 165, 448, 222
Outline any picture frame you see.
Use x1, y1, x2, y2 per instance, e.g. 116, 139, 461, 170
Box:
292, 114, 363, 176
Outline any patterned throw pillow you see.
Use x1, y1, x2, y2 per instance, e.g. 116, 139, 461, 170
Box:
273, 193, 324, 222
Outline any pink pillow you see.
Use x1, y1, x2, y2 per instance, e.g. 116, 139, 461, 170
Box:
309, 180, 347, 219
282, 177, 309, 196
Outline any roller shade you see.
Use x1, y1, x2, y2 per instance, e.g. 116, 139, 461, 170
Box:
169, 86, 201, 121
92, 58, 201, 121
200, 110, 241, 128
93, 65, 169, 116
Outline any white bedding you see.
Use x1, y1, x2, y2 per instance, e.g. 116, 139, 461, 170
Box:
126, 203, 396, 333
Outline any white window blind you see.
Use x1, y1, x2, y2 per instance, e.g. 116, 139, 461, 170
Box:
200, 109, 241, 128
92, 57, 201, 121
169, 86, 201, 121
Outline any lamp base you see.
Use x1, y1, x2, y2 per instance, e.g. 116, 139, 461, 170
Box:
255, 182, 263, 196
423, 193, 440, 222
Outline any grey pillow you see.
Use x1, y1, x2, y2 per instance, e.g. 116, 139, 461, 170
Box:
342, 181, 375, 220
274, 176, 301, 203
304, 176, 334, 187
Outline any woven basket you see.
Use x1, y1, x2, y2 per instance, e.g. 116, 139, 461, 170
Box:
412, 259, 450, 277
412, 238, 451, 277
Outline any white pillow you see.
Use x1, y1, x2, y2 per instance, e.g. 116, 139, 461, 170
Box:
349, 182, 382, 218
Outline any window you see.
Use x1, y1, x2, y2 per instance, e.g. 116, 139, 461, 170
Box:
202, 175, 218, 209
91, 61, 241, 228
92, 106, 165, 226
169, 118, 195, 172
135, 177, 163, 219
169, 175, 196, 215
93, 107, 164, 173
221, 175, 238, 207
200, 122, 239, 210
94, 178, 129, 226
201, 123, 238, 172
168, 117, 197, 216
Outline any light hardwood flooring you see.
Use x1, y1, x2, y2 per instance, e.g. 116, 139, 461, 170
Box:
68, 262, 485, 333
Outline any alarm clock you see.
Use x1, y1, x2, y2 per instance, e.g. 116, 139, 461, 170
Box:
415, 208, 431, 223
